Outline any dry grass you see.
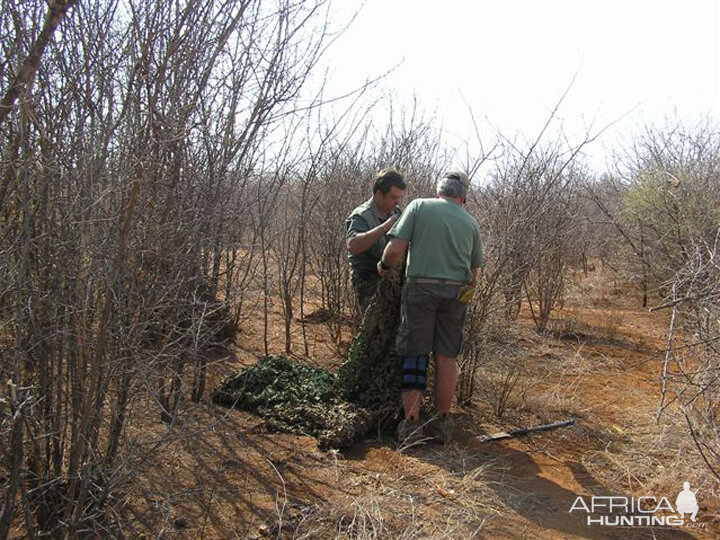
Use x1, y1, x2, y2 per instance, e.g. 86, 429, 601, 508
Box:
520, 373, 592, 421
568, 408, 720, 534
546, 309, 626, 345
285, 445, 501, 539
457, 267, 719, 534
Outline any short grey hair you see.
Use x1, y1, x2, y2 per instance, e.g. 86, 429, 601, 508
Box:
437, 176, 468, 198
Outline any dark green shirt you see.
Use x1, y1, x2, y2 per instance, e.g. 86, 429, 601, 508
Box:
389, 198, 483, 282
346, 198, 402, 276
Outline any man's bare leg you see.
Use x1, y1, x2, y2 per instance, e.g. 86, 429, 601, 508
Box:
402, 389, 422, 421
434, 354, 457, 415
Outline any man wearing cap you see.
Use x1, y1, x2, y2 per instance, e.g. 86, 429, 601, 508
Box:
346, 167, 407, 315
377, 170, 483, 444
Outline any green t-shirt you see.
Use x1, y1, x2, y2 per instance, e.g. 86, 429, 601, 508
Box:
388, 198, 483, 282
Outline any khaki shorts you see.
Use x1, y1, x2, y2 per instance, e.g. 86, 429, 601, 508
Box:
395, 281, 468, 357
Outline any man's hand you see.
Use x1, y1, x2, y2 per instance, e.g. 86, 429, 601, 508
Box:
347, 214, 400, 256
377, 260, 390, 278
383, 213, 399, 233
457, 285, 476, 304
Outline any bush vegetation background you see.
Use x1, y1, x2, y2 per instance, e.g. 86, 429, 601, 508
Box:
1, 1, 718, 536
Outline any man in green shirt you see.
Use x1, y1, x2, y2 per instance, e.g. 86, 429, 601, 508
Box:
378, 170, 483, 444
346, 167, 406, 315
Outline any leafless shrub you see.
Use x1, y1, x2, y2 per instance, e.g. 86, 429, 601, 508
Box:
655, 235, 720, 481
308, 147, 369, 349
482, 150, 586, 332
486, 356, 527, 419
459, 107, 597, 403
306, 103, 448, 339
608, 118, 720, 481
0, 0, 339, 535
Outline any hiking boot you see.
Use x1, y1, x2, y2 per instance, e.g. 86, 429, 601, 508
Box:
426, 414, 455, 444
396, 418, 424, 446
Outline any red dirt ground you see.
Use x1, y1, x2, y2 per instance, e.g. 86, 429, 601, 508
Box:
10, 269, 718, 539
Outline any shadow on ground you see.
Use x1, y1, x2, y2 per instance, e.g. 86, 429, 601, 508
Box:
383, 416, 700, 540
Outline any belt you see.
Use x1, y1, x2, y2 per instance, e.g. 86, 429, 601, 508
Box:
409, 277, 465, 286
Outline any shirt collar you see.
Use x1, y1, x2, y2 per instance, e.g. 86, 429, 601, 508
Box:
369, 197, 392, 221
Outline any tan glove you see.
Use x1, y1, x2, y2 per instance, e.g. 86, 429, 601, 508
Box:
457, 285, 476, 305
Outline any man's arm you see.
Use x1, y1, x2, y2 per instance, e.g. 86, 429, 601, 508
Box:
470, 267, 479, 286
377, 236, 408, 276
346, 214, 398, 255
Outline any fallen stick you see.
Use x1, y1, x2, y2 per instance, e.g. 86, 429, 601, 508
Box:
478, 419, 575, 443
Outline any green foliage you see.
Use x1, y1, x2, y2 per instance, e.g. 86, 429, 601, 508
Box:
620, 171, 664, 223
622, 167, 720, 274
618, 122, 720, 289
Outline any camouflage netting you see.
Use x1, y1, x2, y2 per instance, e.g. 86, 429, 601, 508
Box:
212, 267, 405, 448
336, 267, 403, 412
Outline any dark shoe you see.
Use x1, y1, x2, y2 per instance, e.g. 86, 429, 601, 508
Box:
426, 414, 455, 444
